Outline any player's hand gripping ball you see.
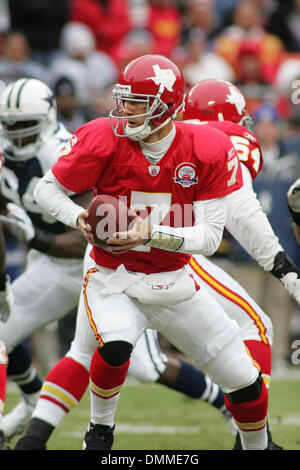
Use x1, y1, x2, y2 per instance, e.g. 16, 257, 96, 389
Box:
86, 194, 131, 247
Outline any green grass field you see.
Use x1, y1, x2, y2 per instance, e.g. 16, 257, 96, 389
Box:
4, 375, 300, 451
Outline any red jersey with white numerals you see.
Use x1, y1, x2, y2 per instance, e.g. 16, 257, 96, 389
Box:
51, 117, 243, 273
205, 121, 263, 181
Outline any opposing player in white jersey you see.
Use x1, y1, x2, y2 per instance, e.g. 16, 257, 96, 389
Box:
0, 78, 89, 444
21, 55, 271, 451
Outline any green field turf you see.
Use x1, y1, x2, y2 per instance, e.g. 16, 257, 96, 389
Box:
4, 376, 300, 451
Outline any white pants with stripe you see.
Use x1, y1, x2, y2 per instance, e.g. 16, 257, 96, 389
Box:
187, 255, 273, 346
67, 249, 260, 394
67, 249, 272, 386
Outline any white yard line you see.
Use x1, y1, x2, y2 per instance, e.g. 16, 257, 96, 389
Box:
68, 425, 200, 438
67, 415, 300, 439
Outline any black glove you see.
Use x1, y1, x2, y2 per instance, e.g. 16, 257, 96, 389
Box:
271, 251, 300, 305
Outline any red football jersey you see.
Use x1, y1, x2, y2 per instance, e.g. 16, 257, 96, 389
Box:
204, 121, 263, 181
52, 118, 243, 273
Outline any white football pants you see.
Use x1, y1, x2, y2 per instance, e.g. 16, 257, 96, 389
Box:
0, 249, 83, 353
67, 249, 260, 394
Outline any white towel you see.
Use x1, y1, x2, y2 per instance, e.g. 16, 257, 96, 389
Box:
125, 267, 197, 305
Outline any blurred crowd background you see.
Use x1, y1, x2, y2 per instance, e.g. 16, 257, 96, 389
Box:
1, 0, 300, 377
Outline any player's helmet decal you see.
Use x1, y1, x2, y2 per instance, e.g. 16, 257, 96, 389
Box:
148, 64, 177, 93
226, 84, 247, 116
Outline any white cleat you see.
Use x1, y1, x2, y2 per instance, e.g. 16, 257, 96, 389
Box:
2, 397, 35, 440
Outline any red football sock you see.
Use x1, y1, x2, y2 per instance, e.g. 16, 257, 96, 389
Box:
39, 357, 89, 417
244, 340, 272, 386
89, 348, 130, 426
225, 375, 268, 449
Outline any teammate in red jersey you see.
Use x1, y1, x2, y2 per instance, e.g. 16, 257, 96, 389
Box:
184, 79, 300, 309
20, 55, 269, 450
183, 79, 300, 449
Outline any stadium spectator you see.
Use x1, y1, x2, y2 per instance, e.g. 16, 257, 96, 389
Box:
145, 0, 182, 57
114, 29, 155, 72
214, 0, 284, 74
181, 0, 219, 45
268, 0, 300, 52
69, 0, 132, 64
214, 0, 240, 29
0, 31, 48, 85
235, 40, 275, 85
180, 28, 235, 87
50, 22, 118, 108
7, 0, 70, 66
53, 76, 97, 134
128, 0, 150, 29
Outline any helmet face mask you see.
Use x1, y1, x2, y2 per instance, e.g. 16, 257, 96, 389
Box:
110, 85, 169, 140
0, 78, 57, 160
109, 55, 185, 141
2, 118, 46, 149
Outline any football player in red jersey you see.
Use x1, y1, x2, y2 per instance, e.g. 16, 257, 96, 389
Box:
183, 79, 300, 449
20, 55, 271, 451
183, 79, 300, 311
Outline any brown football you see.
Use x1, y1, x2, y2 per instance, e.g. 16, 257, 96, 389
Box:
86, 194, 131, 246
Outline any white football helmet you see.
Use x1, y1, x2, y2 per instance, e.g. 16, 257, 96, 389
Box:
0, 78, 57, 160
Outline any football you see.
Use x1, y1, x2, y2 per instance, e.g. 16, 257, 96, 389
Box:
86, 194, 131, 246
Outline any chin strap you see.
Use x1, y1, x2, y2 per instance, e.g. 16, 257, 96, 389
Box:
127, 117, 172, 142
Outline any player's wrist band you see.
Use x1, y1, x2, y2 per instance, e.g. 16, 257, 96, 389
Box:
143, 227, 184, 252
27, 228, 56, 253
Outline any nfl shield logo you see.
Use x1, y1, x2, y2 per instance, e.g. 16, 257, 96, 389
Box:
148, 165, 160, 177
